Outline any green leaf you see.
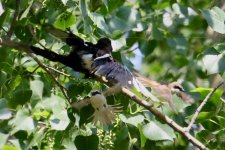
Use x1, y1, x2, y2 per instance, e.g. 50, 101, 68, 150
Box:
0, 132, 9, 148
9, 108, 35, 134
36, 95, 66, 111
159, 95, 190, 115
20, 0, 34, 19
189, 112, 213, 123
80, 0, 92, 34
62, 138, 77, 150
142, 121, 175, 141
30, 80, 44, 99
108, 6, 140, 32
102, 0, 108, 10
192, 87, 223, 106
75, 135, 99, 150
10, 79, 32, 108
119, 114, 144, 127
54, 12, 76, 30
115, 125, 128, 142
2, 145, 20, 150
50, 110, 70, 130
202, 49, 225, 74
138, 124, 147, 148
167, 36, 187, 54
89, 12, 111, 34
0, 98, 12, 120
25, 128, 46, 150
202, 7, 225, 34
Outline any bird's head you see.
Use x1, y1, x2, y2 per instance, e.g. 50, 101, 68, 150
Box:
168, 82, 185, 94
90, 91, 108, 111
95, 37, 112, 57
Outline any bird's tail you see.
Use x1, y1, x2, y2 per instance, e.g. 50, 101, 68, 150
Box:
132, 77, 160, 102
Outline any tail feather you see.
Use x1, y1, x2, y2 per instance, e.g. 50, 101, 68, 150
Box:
132, 77, 160, 102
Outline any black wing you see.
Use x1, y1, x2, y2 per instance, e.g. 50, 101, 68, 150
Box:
91, 58, 134, 88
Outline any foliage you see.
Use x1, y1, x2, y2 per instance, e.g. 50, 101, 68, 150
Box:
0, 0, 225, 149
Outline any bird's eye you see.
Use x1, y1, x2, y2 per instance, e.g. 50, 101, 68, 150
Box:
103, 104, 106, 108
174, 86, 184, 92
96, 107, 99, 111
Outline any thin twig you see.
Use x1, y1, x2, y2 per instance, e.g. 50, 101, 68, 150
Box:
43, 64, 71, 77
186, 82, 224, 132
27, 26, 72, 104
7, 0, 20, 38
28, 53, 72, 105
122, 47, 139, 54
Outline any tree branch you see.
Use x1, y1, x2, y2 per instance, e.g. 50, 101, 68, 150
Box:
0, 38, 71, 105
121, 88, 206, 150
0, 37, 207, 150
186, 82, 224, 132
29, 53, 72, 105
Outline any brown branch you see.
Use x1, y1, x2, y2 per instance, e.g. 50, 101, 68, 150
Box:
7, 0, 20, 38
0, 38, 71, 105
186, 82, 224, 132
0, 38, 207, 150
29, 53, 72, 105
121, 88, 206, 150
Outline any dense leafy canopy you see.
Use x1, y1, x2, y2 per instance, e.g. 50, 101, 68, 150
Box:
0, 0, 225, 149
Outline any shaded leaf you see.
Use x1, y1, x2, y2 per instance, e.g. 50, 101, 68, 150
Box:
0, 98, 12, 120
75, 135, 99, 150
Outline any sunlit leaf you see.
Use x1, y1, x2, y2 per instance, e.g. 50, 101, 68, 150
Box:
0, 132, 8, 148
142, 121, 175, 141
54, 12, 76, 30
89, 12, 111, 34
138, 124, 147, 148
2, 145, 20, 150
119, 114, 144, 127
202, 49, 225, 74
202, 7, 225, 34
9, 108, 35, 134
50, 110, 70, 130
30, 80, 44, 99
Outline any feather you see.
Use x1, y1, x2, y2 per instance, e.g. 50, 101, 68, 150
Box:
90, 92, 122, 125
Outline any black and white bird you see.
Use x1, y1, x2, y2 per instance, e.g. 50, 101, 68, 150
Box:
31, 27, 159, 102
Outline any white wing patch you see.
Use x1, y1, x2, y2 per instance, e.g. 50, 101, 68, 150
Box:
82, 54, 93, 70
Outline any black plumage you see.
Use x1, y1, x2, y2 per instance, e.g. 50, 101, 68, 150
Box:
30, 28, 159, 101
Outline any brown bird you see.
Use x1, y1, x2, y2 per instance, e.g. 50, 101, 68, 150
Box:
134, 73, 194, 113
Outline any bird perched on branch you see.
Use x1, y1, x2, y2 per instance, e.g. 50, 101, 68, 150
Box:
31, 27, 159, 102
135, 73, 194, 112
